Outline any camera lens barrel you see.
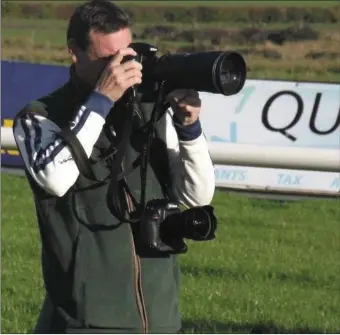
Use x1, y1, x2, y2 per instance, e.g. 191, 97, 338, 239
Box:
181, 206, 217, 240
212, 51, 247, 96
150, 50, 246, 96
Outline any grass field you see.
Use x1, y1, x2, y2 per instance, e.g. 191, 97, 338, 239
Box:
1, 174, 340, 334
2, 0, 340, 83
1, 1, 340, 333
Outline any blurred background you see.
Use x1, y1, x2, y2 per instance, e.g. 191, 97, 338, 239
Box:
2, 0, 340, 82
1, 1, 340, 334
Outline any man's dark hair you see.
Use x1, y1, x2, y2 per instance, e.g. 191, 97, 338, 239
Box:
67, 0, 131, 51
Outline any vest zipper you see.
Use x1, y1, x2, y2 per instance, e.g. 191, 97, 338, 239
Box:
130, 232, 148, 334
125, 186, 148, 333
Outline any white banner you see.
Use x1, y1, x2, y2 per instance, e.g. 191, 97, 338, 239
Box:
214, 165, 339, 194
199, 79, 340, 195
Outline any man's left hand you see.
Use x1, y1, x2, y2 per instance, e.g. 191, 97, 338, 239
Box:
166, 89, 201, 126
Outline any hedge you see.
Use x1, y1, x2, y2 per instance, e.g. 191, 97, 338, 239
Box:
2, 2, 340, 24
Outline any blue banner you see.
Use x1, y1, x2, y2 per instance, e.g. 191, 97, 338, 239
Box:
1, 60, 69, 168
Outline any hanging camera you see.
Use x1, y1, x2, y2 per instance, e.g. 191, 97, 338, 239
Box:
138, 199, 217, 255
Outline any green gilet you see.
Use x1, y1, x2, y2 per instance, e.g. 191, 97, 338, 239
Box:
24, 72, 182, 334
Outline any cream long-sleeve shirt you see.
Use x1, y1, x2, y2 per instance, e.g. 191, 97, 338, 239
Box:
13, 91, 215, 208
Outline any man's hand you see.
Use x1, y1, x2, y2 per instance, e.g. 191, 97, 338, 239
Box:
166, 89, 202, 126
94, 48, 143, 102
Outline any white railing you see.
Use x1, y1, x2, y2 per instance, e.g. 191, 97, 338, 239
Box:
2, 126, 340, 173
209, 142, 340, 173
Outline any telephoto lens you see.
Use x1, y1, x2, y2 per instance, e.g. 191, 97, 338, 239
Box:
150, 51, 247, 96
128, 42, 247, 96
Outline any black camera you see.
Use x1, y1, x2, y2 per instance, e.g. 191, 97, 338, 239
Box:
126, 42, 247, 97
138, 198, 217, 255
110, 43, 226, 253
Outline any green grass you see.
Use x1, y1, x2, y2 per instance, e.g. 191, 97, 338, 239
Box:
1, 173, 340, 333
1, 174, 44, 334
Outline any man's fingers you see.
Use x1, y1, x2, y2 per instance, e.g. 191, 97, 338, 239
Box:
166, 89, 188, 100
166, 89, 201, 107
178, 104, 200, 114
176, 96, 201, 108
124, 67, 143, 80
121, 59, 143, 72
166, 89, 199, 100
124, 76, 143, 89
110, 48, 137, 66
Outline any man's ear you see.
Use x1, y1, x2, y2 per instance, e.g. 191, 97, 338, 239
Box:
67, 38, 78, 63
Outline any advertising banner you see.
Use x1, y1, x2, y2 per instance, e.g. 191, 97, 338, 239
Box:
1, 60, 69, 167
198, 80, 340, 195
213, 165, 339, 195
1, 60, 339, 195
199, 81, 340, 149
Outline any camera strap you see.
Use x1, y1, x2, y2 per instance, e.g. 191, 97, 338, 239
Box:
107, 85, 169, 223
106, 99, 139, 223
58, 127, 97, 181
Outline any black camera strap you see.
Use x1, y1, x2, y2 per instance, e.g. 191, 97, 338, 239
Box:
107, 84, 168, 224
58, 127, 97, 181
106, 99, 138, 223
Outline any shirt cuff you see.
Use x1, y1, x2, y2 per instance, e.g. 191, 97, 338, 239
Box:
173, 114, 203, 141
84, 91, 115, 118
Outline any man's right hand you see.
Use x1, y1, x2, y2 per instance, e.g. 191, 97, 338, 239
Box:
94, 48, 143, 102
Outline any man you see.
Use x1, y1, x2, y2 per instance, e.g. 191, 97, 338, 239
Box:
13, 0, 215, 333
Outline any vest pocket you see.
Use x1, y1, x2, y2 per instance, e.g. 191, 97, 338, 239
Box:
71, 225, 143, 329
69, 182, 143, 329
71, 182, 122, 228
72, 231, 87, 324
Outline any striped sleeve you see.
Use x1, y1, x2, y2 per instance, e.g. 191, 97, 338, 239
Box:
13, 92, 115, 197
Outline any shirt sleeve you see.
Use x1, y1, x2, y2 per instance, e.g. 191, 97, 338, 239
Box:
13, 91, 115, 197
160, 109, 216, 208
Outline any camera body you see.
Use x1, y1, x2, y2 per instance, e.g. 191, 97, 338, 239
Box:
139, 198, 217, 255
125, 42, 247, 98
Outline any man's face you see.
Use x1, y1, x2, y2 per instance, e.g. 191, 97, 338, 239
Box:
70, 27, 132, 86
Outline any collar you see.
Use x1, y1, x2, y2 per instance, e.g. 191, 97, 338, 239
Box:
69, 65, 94, 100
